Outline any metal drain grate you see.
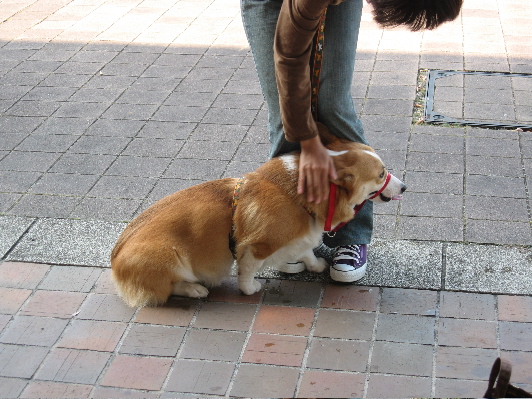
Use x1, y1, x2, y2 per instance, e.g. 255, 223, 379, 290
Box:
423, 70, 532, 130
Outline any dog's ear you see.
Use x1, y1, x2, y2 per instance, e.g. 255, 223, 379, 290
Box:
332, 169, 357, 192
332, 168, 366, 206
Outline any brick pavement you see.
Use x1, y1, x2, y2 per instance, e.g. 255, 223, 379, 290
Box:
1, 263, 531, 398
0, 0, 531, 397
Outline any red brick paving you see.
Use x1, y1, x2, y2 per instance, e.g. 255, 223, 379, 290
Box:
0, 260, 531, 397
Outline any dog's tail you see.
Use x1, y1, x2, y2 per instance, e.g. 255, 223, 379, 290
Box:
111, 246, 176, 308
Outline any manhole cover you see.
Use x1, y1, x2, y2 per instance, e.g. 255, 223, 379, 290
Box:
422, 70, 532, 130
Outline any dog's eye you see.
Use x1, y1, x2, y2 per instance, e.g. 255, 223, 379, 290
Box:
379, 171, 385, 179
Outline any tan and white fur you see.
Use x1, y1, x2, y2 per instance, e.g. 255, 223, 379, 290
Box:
111, 124, 405, 307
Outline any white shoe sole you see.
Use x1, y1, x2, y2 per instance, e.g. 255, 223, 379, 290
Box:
330, 263, 367, 282
275, 261, 305, 274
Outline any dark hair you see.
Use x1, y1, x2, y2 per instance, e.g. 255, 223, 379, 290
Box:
369, 0, 464, 31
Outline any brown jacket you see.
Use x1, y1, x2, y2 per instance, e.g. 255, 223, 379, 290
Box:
274, 0, 343, 142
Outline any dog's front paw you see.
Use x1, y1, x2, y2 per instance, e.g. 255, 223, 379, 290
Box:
306, 257, 328, 273
240, 279, 262, 295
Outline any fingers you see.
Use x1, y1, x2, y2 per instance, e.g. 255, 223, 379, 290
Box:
298, 136, 337, 204
298, 160, 331, 204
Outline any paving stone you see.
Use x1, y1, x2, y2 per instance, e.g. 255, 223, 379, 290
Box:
445, 243, 532, 294
119, 324, 185, 356
466, 155, 524, 177
262, 280, 322, 308
298, 370, 365, 398
440, 291, 497, 320
0, 314, 12, 332
100, 355, 171, 391
398, 216, 463, 242
400, 191, 463, 218
164, 158, 228, 180
28, 173, 99, 196
180, 329, 246, 362
68, 135, 131, 155
376, 313, 435, 344
134, 297, 199, 326
407, 152, 464, 173
410, 133, 464, 154
242, 333, 307, 367
0, 377, 28, 398
20, 290, 86, 318
7, 218, 125, 267
9, 194, 80, 219
58, 320, 127, 352
165, 359, 235, 395
365, 239, 443, 289
381, 287, 438, 316
366, 374, 432, 398
49, 153, 116, 174
435, 346, 497, 380
370, 341, 433, 376
253, 305, 315, 336
500, 351, 532, 385
230, 364, 299, 398
465, 195, 529, 221
403, 170, 463, 195
20, 381, 92, 399
0, 315, 68, 346
38, 265, 101, 292
0, 344, 49, 378
91, 387, 159, 398
500, 321, 532, 351
466, 219, 531, 245
466, 175, 526, 198
0, 261, 49, 289
77, 294, 136, 322
36, 348, 110, 385
437, 318, 497, 348
88, 175, 156, 199
0, 287, 32, 314
314, 309, 375, 340
435, 378, 488, 398
15, 134, 78, 152
498, 295, 532, 322
207, 278, 263, 304
0, 151, 61, 172
71, 197, 142, 222
105, 155, 172, 178
193, 302, 256, 331
321, 284, 379, 311
307, 338, 371, 372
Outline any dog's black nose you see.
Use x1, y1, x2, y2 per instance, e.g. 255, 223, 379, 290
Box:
401, 184, 407, 193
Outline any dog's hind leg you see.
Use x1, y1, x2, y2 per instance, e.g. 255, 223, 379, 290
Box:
237, 248, 264, 295
172, 281, 209, 298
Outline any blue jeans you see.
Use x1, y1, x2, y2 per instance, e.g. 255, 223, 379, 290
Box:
241, 0, 373, 246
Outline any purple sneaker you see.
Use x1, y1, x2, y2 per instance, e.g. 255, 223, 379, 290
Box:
330, 244, 367, 282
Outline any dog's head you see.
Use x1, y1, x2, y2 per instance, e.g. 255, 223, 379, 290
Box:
318, 123, 406, 207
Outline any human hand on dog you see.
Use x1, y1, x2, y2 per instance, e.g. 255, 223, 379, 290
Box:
299, 136, 337, 203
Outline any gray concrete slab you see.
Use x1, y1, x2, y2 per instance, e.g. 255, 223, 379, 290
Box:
7, 218, 125, 267
0, 215, 34, 258
364, 239, 443, 289
445, 243, 532, 295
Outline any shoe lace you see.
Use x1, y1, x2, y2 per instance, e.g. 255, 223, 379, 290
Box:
337, 245, 362, 260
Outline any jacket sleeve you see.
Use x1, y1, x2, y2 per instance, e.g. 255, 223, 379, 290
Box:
274, 0, 334, 142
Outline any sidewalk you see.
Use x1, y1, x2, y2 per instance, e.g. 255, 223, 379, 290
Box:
0, 0, 531, 397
